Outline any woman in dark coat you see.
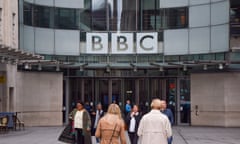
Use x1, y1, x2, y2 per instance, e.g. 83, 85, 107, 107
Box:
69, 101, 92, 144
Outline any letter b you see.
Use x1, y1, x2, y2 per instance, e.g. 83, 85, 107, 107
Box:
92, 36, 103, 51
117, 36, 128, 51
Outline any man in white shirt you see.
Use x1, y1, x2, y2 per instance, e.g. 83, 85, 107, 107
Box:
137, 98, 172, 144
125, 105, 142, 144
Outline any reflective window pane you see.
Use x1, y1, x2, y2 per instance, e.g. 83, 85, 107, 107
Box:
109, 0, 137, 31
92, 0, 107, 31
23, 3, 33, 26
166, 8, 188, 29
34, 5, 53, 28
80, 0, 91, 31
55, 8, 80, 29
140, 0, 156, 30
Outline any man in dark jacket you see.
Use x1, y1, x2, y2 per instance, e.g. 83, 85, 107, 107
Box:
125, 105, 142, 144
161, 100, 174, 144
91, 103, 104, 143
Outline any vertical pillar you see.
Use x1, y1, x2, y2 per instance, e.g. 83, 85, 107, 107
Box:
162, 79, 167, 100
95, 79, 99, 104
120, 79, 124, 109
108, 79, 112, 104
81, 79, 84, 102
135, 79, 139, 105
64, 78, 70, 124
177, 78, 181, 125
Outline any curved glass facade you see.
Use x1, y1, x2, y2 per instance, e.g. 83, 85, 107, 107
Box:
20, 0, 229, 57
23, 1, 188, 31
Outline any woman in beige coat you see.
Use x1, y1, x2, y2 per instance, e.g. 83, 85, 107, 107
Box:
95, 104, 126, 144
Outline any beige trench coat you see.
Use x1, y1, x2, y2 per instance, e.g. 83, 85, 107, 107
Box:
95, 114, 126, 144
137, 109, 172, 144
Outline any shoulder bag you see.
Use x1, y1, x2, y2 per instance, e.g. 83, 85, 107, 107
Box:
109, 123, 117, 144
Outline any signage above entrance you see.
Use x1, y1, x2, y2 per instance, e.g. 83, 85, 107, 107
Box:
86, 32, 160, 54
0, 75, 6, 84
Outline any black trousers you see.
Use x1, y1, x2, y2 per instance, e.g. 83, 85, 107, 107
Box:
128, 132, 138, 144
75, 128, 84, 144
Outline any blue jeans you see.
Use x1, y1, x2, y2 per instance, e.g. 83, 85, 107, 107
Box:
168, 136, 173, 144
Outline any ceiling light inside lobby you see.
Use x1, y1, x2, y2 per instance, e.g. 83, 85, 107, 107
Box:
24, 63, 29, 69
219, 63, 223, 70
38, 63, 42, 71
1, 57, 5, 63
159, 66, 164, 72
203, 64, 208, 70
80, 66, 84, 72
183, 65, 187, 71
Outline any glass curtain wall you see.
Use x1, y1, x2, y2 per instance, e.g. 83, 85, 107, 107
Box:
23, 0, 188, 31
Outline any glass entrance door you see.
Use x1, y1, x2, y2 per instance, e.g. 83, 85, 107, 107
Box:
68, 77, 191, 125
178, 79, 191, 124
99, 79, 109, 111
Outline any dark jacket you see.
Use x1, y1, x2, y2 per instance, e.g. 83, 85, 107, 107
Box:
125, 112, 142, 133
91, 110, 104, 135
161, 108, 174, 125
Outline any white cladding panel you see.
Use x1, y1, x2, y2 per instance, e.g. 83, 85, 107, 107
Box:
55, 30, 80, 55
23, 26, 34, 52
189, 27, 210, 54
164, 29, 188, 55
35, 28, 54, 54
160, 0, 188, 8
86, 33, 108, 54
211, 24, 229, 52
35, 0, 54, 6
211, 1, 229, 25
111, 33, 134, 54
55, 0, 84, 9
189, 5, 210, 27
190, 0, 210, 5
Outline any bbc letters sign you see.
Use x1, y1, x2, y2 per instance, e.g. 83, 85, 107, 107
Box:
86, 32, 158, 54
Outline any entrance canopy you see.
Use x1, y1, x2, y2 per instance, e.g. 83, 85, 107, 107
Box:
0, 44, 44, 64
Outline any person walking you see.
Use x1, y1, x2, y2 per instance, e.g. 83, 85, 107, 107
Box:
69, 101, 92, 144
95, 104, 126, 144
125, 100, 132, 115
91, 103, 104, 143
137, 98, 172, 144
125, 105, 142, 144
161, 100, 174, 144
160, 100, 174, 125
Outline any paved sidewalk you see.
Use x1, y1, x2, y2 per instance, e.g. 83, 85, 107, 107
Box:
0, 126, 240, 144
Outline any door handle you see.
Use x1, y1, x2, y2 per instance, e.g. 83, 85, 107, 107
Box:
195, 105, 199, 116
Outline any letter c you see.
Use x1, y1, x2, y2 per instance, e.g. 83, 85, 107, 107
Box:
140, 35, 154, 51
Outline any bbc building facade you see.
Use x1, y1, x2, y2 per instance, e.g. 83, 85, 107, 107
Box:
0, 0, 240, 127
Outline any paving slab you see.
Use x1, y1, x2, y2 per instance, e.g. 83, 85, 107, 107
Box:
0, 126, 240, 144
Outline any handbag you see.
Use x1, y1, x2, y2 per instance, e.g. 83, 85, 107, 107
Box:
58, 121, 75, 144
109, 123, 117, 144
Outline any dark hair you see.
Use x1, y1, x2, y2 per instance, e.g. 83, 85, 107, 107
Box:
76, 101, 84, 106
